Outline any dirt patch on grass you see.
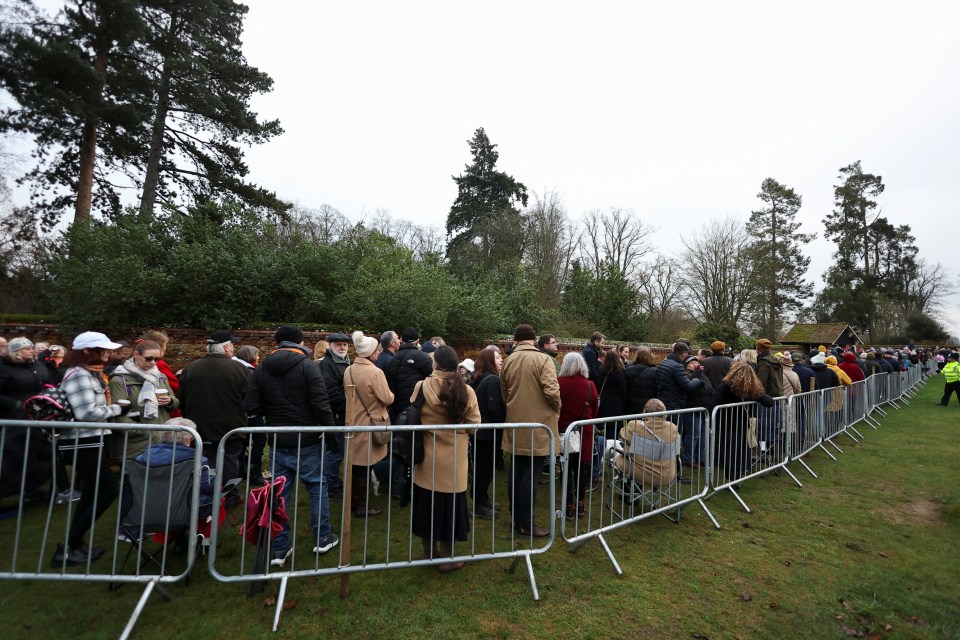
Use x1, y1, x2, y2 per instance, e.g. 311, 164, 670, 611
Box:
878, 498, 942, 525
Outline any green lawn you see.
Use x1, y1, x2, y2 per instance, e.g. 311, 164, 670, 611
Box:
2, 379, 958, 640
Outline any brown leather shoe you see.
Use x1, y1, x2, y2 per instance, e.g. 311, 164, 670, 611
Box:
516, 525, 550, 538
353, 507, 383, 517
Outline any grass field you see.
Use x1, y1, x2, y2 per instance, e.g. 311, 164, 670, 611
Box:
2, 378, 958, 640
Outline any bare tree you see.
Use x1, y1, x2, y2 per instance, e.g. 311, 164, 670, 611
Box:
679, 217, 754, 328
907, 258, 956, 315
579, 207, 654, 282
283, 203, 351, 245
524, 190, 576, 307
365, 208, 445, 260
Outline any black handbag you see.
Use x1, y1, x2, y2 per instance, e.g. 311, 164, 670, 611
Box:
394, 384, 427, 464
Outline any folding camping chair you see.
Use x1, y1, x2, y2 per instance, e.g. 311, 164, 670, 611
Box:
607, 422, 682, 522
110, 459, 197, 590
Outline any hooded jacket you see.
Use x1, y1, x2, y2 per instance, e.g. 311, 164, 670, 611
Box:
838, 352, 866, 383
245, 347, 334, 449
811, 361, 840, 389
756, 352, 784, 397
655, 352, 702, 411
825, 355, 853, 386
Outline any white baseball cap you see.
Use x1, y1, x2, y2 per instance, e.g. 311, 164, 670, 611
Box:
459, 358, 475, 373
72, 331, 123, 350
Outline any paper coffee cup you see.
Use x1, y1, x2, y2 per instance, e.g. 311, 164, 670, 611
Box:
155, 388, 169, 397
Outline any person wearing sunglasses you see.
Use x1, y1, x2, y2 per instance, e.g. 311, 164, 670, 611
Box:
108, 339, 180, 459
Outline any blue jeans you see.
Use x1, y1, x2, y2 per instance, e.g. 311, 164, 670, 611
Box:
679, 413, 705, 464
271, 443, 331, 553
322, 433, 344, 493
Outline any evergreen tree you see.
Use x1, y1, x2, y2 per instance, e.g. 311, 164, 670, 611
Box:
137, 0, 284, 217
446, 127, 528, 274
818, 161, 918, 341
0, 0, 151, 223
744, 178, 814, 340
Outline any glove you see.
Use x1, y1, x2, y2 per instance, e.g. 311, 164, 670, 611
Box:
323, 431, 339, 454
116, 403, 132, 416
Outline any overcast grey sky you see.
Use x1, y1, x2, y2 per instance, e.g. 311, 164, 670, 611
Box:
18, 1, 960, 337
234, 1, 960, 336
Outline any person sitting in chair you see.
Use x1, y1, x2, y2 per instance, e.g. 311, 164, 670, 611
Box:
610, 399, 679, 491
135, 418, 214, 519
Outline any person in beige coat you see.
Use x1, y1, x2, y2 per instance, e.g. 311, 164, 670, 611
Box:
611, 399, 679, 491
410, 345, 480, 573
345, 331, 394, 517
499, 324, 561, 538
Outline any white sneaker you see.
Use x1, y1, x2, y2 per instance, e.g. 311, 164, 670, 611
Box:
55, 489, 81, 505
270, 548, 293, 567
312, 533, 339, 554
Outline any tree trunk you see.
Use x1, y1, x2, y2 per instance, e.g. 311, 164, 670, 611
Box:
139, 17, 179, 218
75, 51, 109, 223
139, 65, 172, 218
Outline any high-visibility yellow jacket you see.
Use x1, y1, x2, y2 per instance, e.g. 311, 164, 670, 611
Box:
944, 361, 960, 383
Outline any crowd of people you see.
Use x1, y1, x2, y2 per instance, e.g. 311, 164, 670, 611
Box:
0, 325, 954, 573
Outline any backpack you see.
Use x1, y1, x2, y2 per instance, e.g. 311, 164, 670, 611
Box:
23, 371, 79, 422
394, 384, 426, 464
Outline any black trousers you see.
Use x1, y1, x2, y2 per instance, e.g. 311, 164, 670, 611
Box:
940, 381, 960, 406
472, 437, 499, 505
66, 445, 118, 548
508, 454, 546, 531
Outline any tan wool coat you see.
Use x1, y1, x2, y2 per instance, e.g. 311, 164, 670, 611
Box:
499, 344, 561, 457
411, 371, 480, 494
614, 416, 679, 490
344, 357, 394, 467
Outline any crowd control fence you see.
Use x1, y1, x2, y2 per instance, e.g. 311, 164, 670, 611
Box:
0, 420, 205, 640
557, 407, 711, 574
0, 363, 933, 635
206, 422, 555, 631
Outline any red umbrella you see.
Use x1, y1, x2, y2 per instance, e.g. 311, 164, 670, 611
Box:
240, 475, 289, 544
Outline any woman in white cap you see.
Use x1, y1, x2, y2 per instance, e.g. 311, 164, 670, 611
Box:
52, 331, 131, 568
344, 331, 394, 518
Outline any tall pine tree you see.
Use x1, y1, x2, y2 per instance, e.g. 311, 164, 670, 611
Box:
744, 178, 814, 341
446, 127, 528, 275
0, 0, 150, 223
137, 0, 284, 217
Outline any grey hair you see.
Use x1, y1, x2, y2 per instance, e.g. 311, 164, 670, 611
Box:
484, 344, 501, 353
162, 417, 197, 445
559, 352, 589, 378
207, 340, 230, 354
380, 331, 397, 350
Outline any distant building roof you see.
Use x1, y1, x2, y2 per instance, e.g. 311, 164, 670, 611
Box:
781, 323, 861, 345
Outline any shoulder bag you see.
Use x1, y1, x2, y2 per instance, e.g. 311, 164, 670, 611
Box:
347, 369, 391, 446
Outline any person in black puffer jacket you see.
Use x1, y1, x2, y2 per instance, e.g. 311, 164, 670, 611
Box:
625, 347, 658, 415
656, 342, 702, 411
384, 328, 433, 419
244, 326, 338, 564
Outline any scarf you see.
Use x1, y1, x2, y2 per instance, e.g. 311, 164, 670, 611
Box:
113, 358, 164, 419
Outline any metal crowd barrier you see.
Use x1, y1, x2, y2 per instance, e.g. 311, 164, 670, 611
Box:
703, 397, 800, 525
0, 420, 205, 640
207, 422, 554, 631
557, 408, 710, 574
785, 389, 826, 478
845, 379, 870, 439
